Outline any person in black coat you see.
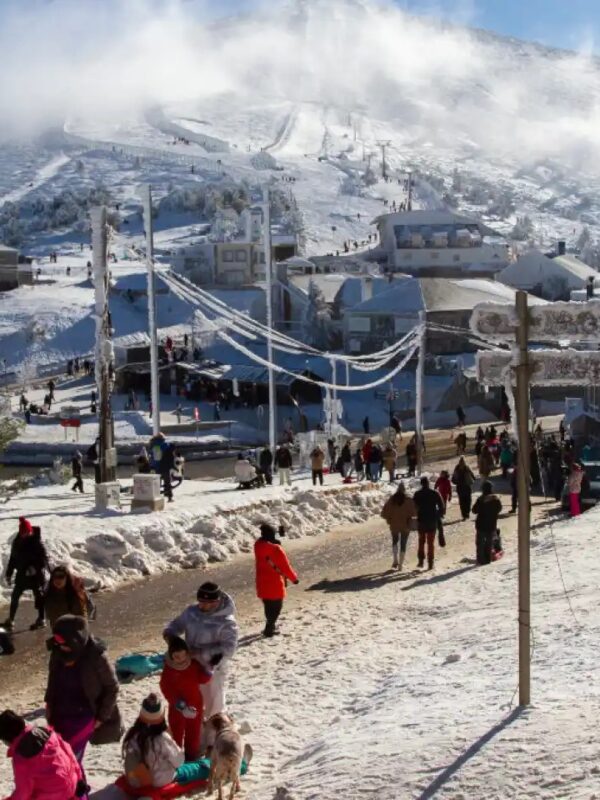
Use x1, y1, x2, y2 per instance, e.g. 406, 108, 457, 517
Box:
3, 518, 49, 631
472, 481, 502, 565
259, 446, 274, 486
46, 615, 122, 764
160, 443, 175, 502
412, 477, 445, 570
71, 451, 84, 494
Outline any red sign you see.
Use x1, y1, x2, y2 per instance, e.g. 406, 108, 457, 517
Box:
60, 419, 81, 428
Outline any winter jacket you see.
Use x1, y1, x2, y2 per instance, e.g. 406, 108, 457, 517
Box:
369, 445, 382, 465
275, 447, 292, 469
567, 468, 583, 494
472, 494, 502, 532
44, 590, 88, 630
46, 622, 121, 746
380, 495, 416, 535
499, 446, 514, 468
310, 448, 325, 471
452, 463, 476, 490
123, 730, 184, 789
341, 444, 352, 464
6, 725, 83, 800
164, 594, 239, 668
362, 441, 372, 463
434, 476, 452, 507
478, 447, 495, 477
382, 447, 397, 471
254, 539, 298, 600
235, 460, 257, 484
71, 457, 82, 479
412, 487, 445, 533
259, 449, 273, 470
160, 656, 211, 714
6, 528, 49, 583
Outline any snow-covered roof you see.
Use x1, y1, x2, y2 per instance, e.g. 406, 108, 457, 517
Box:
498, 249, 596, 290
208, 287, 265, 315
0, 244, 19, 253
370, 210, 500, 237
551, 254, 597, 281
289, 274, 349, 304
348, 276, 424, 314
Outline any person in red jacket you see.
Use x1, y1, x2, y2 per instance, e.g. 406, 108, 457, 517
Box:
434, 470, 452, 510
254, 523, 299, 638
159, 637, 212, 761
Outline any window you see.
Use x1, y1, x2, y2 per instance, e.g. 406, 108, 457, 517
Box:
223, 250, 234, 263
235, 251, 247, 263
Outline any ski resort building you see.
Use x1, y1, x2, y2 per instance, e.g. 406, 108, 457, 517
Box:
498, 249, 598, 300
343, 276, 545, 355
372, 211, 509, 277
0, 244, 31, 291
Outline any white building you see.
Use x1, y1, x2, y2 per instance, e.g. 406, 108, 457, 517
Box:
498, 250, 598, 300
372, 210, 509, 276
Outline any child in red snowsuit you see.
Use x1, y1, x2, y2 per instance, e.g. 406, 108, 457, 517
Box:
434, 470, 452, 512
160, 636, 212, 761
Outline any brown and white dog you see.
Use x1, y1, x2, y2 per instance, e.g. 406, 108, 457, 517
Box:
206, 712, 251, 800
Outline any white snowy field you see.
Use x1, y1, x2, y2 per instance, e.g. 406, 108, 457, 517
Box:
0, 474, 390, 606
0, 490, 597, 798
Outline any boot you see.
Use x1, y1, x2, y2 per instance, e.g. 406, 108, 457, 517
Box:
29, 618, 46, 631
392, 542, 399, 569
398, 552, 405, 571
1, 618, 14, 631
428, 559, 434, 571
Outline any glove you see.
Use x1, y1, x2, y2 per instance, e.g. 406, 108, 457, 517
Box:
209, 652, 223, 667
293, 579, 299, 585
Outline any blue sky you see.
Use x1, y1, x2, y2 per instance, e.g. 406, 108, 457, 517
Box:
394, 0, 600, 52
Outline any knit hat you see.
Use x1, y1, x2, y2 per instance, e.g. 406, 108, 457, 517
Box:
52, 615, 90, 654
197, 582, 221, 602
139, 693, 164, 725
260, 523, 277, 542
18, 517, 32, 537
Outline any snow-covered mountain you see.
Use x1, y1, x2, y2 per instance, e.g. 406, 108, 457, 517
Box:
2, 0, 600, 368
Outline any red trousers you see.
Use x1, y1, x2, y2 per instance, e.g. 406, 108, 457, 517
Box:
168, 708, 202, 761
418, 531, 436, 567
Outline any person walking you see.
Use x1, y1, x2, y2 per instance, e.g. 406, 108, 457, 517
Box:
456, 406, 466, 427
310, 445, 325, 486
163, 583, 239, 719
380, 483, 416, 570
382, 444, 397, 483
86, 438, 101, 484
499, 441, 514, 479
47, 379, 56, 402
121, 694, 184, 791
254, 523, 299, 637
46, 615, 122, 766
567, 463, 584, 516
362, 438, 373, 480
259, 445, 274, 486
354, 447, 364, 481
369, 442, 383, 482
362, 416, 370, 435
340, 442, 353, 479
275, 443, 292, 485
0, 709, 85, 800
413, 477, 445, 570
159, 638, 211, 762
405, 437, 418, 477
3, 518, 48, 631
43, 565, 94, 630
434, 469, 452, 540
478, 444, 495, 479
452, 457, 476, 520
472, 481, 502, 565
71, 451, 84, 494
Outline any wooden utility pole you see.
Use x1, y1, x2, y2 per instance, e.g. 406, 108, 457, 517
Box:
141, 185, 160, 436
515, 290, 531, 706
262, 187, 277, 454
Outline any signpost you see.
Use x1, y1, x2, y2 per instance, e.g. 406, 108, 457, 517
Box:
472, 292, 600, 707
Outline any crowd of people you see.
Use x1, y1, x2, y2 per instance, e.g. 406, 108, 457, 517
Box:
0, 520, 299, 798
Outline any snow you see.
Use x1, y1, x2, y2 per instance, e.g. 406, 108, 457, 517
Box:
0, 475, 390, 604
2, 483, 599, 798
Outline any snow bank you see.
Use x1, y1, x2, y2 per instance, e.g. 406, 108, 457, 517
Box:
0, 476, 390, 603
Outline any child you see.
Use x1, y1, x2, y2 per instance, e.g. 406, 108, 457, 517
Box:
160, 637, 212, 761
122, 694, 184, 789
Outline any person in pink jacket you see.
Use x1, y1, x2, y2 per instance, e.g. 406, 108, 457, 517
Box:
0, 709, 85, 800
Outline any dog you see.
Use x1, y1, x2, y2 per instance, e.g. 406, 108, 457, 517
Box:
206, 712, 251, 800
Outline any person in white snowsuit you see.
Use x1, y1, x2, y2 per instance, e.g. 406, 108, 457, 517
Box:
163, 583, 238, 719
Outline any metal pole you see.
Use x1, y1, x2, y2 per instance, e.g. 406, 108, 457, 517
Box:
331, 358, 337, 433
90, 206, 115, 484
263, 188, 277, 453
141, 185, 160, 436
415, 310, 426, 474
515, 290, 531, 706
